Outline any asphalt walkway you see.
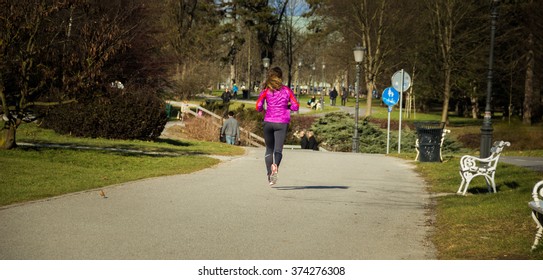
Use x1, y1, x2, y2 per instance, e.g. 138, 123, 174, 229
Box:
501, 156, 543, 172
0, 148, 436, 260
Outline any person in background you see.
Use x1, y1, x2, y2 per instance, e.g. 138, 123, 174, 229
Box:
307, 131, 319, 151
232, 82, 239, 100
299, 130, 309, 149
329, 87, 338, 106
307, 95, 317, 109
341, 87, 348, 106
221, 111, 240, 145
221, 88, 231, 104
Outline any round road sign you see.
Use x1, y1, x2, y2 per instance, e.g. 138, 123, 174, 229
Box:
382, 87, 399, 107
391, 70, 411, 92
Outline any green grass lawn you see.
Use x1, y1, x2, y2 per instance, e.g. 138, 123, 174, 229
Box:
0, 123, 244, 207
0, 147, 219, 206
414, 158, 543, 259
17, 122, 245, 156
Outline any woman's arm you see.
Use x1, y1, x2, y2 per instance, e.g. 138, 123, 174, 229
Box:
255, 89, 268, 112
287, 87, 299, 111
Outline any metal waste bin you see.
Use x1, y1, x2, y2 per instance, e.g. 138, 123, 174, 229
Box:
415, 121, 445, 162
165, 103, 172, 118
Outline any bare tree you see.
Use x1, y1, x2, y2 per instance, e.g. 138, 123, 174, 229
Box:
425, 0, 480, 124
510, 1, 543, 124
309, 0, 402, 117
165, 0, 223, 98
280, 0, 309, 87
0, 0, 150, 149
0, 0, 73, 149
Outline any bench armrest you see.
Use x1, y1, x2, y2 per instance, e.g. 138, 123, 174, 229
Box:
460, 155, 495, 170
459, 140, 510, 171
532, 181, 543, 203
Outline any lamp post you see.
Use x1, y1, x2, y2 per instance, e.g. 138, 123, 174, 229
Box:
321, 62, 326, 110
352, 45, 365, 153
480, 0, 499, 158
295, 59, 302, 102
312, 64, 316, 97
262, 57, 270, 88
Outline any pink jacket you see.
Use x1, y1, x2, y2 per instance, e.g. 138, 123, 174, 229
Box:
255, 86, 299, 123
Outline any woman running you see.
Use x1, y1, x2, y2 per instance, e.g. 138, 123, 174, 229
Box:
256, 66, 300, 185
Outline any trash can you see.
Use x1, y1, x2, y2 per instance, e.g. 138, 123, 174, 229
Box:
165, 103, 172, 118
242, 89, 249, 99
415, 121, 445, 162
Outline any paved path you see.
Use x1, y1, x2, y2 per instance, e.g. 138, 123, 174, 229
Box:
501, 156, 543, 172
0, 148, 435, 260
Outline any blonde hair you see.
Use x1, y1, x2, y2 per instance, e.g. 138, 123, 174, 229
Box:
264, 67, 283, 91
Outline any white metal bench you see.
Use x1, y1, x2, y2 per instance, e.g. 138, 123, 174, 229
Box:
415, 129, 450, 162
529, 180, 543, 251
457, 140, 510, 196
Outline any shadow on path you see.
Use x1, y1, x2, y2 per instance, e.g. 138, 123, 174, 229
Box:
273, 185, 350, 190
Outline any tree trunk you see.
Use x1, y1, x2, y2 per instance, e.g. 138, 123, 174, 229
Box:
0, 123, 17, 150
471, 96, 479, 119
470, 82, 478, 119
523, 34, 534, 125
440, 67, 451, 124
230, 63, 235, 89
365, 79, 374, 117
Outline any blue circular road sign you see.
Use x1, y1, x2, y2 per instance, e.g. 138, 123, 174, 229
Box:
382, 87, 399, 107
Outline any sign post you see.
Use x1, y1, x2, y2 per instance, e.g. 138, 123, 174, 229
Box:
391, 69, 411, 153
382, 87, 400, 154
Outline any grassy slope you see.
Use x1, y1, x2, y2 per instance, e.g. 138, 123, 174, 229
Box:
0, 123, 244, 207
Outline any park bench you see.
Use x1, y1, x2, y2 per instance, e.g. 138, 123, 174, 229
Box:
415, 129, 450, 162
457, 140, 510, 196
529, 180, 543, 251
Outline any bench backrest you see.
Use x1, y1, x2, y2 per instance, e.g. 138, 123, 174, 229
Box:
487, 140, 511, 166
533, 180, 543, 203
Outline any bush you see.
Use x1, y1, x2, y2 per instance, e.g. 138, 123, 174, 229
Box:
182, 115, 222, 142
310, 112, 419, 153
231, 104, 264, 133
41, 86, 167, 140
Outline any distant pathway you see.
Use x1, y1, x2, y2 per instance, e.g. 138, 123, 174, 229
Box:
501, 156, 543, 172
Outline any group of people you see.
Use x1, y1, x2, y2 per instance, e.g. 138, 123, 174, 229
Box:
305, 87, 348, 109
306, 95, 320, 110
297, 130, 319, 151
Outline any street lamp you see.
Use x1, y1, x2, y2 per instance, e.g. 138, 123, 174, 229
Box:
312, 64, 316, 96
262, 57, 270, 69
295, 59, 302, 103
321, 62, 326, 110
262, 57, 270, 89
480, 0, 499, 158
352, 44, 365, 153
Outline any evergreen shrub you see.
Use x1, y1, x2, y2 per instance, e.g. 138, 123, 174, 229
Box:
311, 111, 420, 153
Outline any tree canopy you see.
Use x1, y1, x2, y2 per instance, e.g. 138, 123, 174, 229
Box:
1, 0, 542, 149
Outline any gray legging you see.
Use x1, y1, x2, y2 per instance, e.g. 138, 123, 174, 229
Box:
263, 122, 288, 176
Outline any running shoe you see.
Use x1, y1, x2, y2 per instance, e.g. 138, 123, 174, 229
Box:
270, 164, 278, 185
